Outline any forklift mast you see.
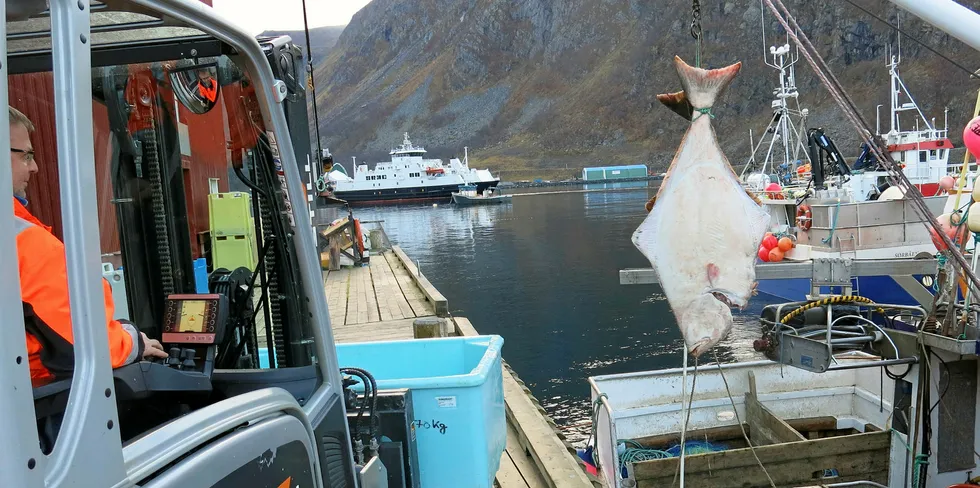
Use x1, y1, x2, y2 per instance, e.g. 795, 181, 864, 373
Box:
0, 1, 355, 487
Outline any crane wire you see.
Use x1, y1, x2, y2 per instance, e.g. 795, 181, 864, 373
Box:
761, 0, 980, 294
301, 0, 325, 181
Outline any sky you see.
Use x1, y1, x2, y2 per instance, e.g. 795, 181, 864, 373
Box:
210, 0, 371, 35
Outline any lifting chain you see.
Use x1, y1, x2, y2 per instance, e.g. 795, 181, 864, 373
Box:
690, 0, 703, 67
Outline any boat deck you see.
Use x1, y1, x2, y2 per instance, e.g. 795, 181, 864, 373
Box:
322, 246, 597, 488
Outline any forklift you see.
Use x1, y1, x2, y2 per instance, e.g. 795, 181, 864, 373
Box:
0, 0, 378, 486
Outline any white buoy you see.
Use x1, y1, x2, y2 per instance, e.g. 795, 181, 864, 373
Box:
972, 182, 980, 203
968, 207, 980, 233
878, 186, 906, 201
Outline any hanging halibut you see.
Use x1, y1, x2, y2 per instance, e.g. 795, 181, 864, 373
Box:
632, 56, 770, 358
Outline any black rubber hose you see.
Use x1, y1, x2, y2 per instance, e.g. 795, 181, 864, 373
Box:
342, 367, 378, 439
340, 368, 373, 438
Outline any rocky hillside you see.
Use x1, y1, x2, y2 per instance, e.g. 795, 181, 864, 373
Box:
260, 26, 343, 83
312, 0, 980, 180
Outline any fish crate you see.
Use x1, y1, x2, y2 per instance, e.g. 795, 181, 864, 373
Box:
623, 416, 890, 487
588, 356, 908, 488
799, 195, 945, 252
335, 335, 505, 488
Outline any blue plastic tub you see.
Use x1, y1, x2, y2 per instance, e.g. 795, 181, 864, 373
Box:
336, 335, 505, 488
192, 258, 208, 293
257, 347, 275, 368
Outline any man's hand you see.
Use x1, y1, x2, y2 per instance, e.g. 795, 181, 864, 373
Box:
141, 332, 168, 359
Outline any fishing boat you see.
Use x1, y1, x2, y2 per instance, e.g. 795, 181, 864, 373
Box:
740, 33, 970, 306
451, 184, 512, 206
327, 133, 500, 205
601, 2, 980, 487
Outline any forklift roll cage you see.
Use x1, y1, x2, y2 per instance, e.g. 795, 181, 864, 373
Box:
0, 1, 351, 487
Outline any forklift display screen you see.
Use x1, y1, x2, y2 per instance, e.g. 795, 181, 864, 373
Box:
162, 294, 228, 345
177, 300, 208, 333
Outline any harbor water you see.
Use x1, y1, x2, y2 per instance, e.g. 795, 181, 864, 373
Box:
350, 183, 781, 445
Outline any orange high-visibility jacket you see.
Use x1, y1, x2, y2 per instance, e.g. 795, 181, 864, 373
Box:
14, 198, 142, 386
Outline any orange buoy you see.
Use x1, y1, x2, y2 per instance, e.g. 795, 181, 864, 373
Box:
777, 236, 794, 252
769, 248, 785, 262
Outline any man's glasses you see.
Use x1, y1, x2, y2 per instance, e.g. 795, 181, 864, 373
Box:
11, 148, 34, 163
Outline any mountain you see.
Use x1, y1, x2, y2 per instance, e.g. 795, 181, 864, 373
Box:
260, 25, 344, 83
312, 0, 980, 181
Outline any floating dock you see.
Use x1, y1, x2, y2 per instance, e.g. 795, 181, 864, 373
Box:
322, 245, 597, 488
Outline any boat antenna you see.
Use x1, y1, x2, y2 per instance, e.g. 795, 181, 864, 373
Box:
301, 0, 325, 182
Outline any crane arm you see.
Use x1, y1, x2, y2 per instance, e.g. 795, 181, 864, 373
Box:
887, 0, 980, 53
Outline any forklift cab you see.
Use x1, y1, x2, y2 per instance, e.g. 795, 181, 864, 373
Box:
1, 1, 358, 487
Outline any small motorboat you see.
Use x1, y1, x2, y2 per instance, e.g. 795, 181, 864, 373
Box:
451, 184, 512, 206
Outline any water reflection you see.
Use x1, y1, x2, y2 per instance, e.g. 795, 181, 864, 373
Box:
349, 188, 774, 446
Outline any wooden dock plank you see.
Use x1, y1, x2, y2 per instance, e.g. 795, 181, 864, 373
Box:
370, 255, 416, 321
391, 246, 448, 317
331, 317, 420, 344
346, 263, 380, 325
497, 453, 529, 488
384, 251, 432, 317
323, 266, 351, 327
504, 418, 548, 488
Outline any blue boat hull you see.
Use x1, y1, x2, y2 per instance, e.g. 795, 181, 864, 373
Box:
756, 274, 933, 306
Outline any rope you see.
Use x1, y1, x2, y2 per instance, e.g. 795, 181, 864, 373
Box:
780, 295, 876, 324
912, 454, 929, 488
692, 107, 715, 121
820, 199, 841, 245
672, 351, 698, 487
300, 0, 325, 185
762, 0, 980, 294
713, 349, 776, 488
589, 393, 608, 469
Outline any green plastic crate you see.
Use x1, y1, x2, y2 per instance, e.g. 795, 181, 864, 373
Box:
211, 233, 257, 271
209, 192, 254, 237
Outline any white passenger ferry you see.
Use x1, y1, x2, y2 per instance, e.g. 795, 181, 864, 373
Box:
327, 133, 500, 204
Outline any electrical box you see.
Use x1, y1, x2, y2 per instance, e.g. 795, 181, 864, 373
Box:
347, 388, 421, 488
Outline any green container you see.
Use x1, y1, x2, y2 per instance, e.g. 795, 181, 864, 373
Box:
211, 234, 257, 270
209, 192, 254, 237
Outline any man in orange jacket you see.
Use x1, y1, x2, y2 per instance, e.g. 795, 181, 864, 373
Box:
10, 106, 168, 387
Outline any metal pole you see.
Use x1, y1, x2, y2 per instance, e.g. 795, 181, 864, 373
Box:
0, 0, 45, 483
826, 357, 918, 371
48, 0, 128, 485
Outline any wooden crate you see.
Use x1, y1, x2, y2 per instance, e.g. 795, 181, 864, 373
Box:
630, 373, 891, 487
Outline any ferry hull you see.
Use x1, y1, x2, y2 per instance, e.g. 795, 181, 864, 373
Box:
335, 180, 499, 206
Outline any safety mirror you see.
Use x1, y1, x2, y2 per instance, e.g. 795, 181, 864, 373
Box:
169, 62, 221, 115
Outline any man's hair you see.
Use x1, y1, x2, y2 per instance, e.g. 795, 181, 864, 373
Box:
9, 106, 35, 133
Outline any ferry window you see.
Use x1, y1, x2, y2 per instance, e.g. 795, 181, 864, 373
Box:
920, 151, 928, 163
930, 150, 937, 159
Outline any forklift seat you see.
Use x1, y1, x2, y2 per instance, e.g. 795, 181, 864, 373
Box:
33, 377, 73, 420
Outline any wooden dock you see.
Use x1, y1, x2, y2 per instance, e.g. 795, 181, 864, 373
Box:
322, 246, 598, 488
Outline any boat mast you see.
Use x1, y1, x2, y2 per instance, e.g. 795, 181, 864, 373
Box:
741, 0, 808, 182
